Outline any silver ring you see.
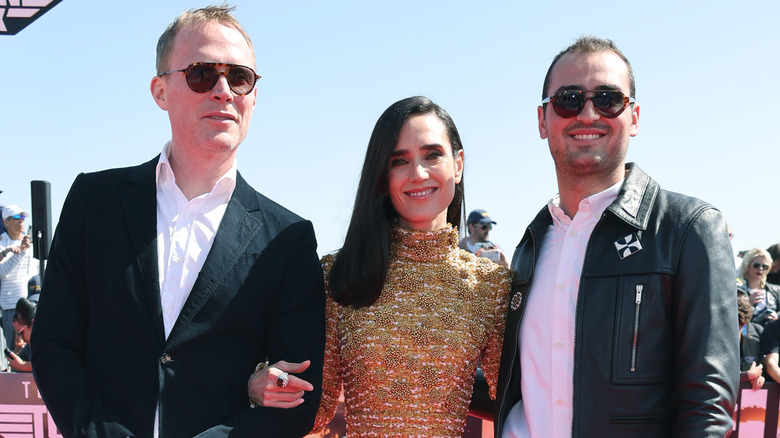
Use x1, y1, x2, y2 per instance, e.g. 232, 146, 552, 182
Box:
276, 372, 289, 388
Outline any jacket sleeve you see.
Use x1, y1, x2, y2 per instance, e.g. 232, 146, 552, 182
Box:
31, 173, 135, 438
671, 207, 739, 437
196, 220, 327, 438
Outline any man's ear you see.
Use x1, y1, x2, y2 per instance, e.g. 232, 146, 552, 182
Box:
538, 105, 548, 139
151, 76, 168, 110
629, 102, 640, 137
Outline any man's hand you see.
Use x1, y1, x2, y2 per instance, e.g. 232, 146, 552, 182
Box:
20, 235, 31, 251
6, 350, 24, 371
4, 236, 31, 256
248, 360, 313, 408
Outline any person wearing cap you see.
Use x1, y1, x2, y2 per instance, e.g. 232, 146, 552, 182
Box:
0, 204, 37, 355
5, 297, 36, 373
458, 209, 509, 267
26, 275, 41, 303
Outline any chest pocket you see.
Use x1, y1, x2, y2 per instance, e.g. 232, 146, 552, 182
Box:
611, 275, 673, 384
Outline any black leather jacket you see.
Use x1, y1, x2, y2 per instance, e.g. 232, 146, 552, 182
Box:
495, 164, 739, 437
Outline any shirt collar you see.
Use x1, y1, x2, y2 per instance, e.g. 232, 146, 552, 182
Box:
155, 141, 238, 198
548, 179, 623, 227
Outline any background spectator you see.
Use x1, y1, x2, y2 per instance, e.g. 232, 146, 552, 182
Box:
0, 205, 37, 353
5, 297, 35, 373
458, 209, 509, 267
767, 243, 780, 285
739, 294, 765, 390
740, 248, 780, 326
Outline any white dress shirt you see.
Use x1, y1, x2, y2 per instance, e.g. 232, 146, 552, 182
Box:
153, 142, 236, 436
503, 180, 621, 438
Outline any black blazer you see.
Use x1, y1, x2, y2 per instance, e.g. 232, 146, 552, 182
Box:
31, 156, 325, 438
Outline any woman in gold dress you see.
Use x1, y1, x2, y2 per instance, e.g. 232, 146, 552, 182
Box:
251, 96, 511, 437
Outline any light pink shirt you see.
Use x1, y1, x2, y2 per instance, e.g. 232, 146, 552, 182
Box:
153, 142, 236, 437
503, 180, 621, 438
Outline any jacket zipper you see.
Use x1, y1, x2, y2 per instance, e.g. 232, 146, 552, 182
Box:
630, 284, 643, 372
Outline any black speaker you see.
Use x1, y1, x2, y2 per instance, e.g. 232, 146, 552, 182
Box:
30, 180, 52, 260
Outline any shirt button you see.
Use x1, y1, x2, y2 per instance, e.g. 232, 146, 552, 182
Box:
165, 307, 172, 314
172, 254, 181, 263
557, 283, 565, 291
555, 341, 563, 349
161, 353, 172, 364
569, 229, 578, 238
556, 399, 564, 406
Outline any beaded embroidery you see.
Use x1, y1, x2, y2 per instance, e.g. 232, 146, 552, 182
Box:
313, 225, 511, 437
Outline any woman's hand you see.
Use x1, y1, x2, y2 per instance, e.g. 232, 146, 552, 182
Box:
747, 362, 766, 390
750, 289, 766, 306
248, 360, 313, 408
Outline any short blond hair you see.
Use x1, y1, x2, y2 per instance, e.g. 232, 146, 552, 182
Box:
155, 4, 254, 74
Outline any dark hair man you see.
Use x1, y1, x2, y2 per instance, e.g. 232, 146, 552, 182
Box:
494, 36, 737, 437
6, 297, 36, 373
30, 5, 325, 437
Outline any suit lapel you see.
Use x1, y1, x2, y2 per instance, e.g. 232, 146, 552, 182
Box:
119, 156, 166, 345
165, 173, 263, 346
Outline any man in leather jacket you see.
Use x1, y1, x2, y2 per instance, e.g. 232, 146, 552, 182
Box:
495, 36, 738, 437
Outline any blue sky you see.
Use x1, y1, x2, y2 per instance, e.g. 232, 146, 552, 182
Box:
1, 1, 778, 259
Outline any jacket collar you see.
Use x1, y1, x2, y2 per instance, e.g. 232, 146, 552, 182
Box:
164, 171, 262, 348
525, 162, 659, 245
605, 162, 659, 231
120, 156, 165, 344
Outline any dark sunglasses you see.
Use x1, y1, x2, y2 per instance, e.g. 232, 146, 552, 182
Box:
159, 62, 260, 95
753, 262, 770, 270
477, 224, 492, 231
7, 214, 25, 220
541, 89, 635, 118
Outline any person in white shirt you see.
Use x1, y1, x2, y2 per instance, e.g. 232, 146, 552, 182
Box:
0, 205, 36, 357
30, 5, 325, 438
494, 36, 737, 438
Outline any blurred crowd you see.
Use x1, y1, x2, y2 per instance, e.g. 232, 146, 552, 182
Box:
737, 243, 780, 390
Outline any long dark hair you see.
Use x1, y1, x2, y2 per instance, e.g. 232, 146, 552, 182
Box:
328, 96, 465, 308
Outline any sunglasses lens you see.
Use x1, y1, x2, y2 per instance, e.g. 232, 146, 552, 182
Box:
591, 91, 628, 117
226, 66, 256, 95
185, 64, 219, 93
551, 91, 584, 118
183, 64, 256, 95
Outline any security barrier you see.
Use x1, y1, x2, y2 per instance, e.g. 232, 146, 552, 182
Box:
0, 373, 766, 437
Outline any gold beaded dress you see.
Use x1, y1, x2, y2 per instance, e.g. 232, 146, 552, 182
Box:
313, 225, 511, 437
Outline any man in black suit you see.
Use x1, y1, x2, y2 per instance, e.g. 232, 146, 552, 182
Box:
30, 5, 325, 437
